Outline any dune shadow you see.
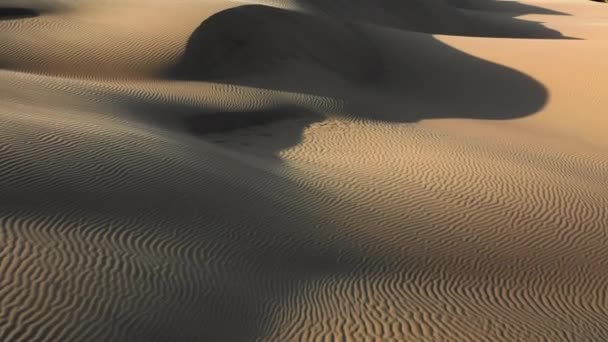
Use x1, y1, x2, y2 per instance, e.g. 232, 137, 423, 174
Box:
357, 26, 549, 122
169, 5, 383, 85
448, 0, 570, 16
184, 106, 320, 135
169, 3, 555, 126
448, 0, 580, 39
292, 0, 574, 38
110, 91, 325, 159
0, 7, 39, 20
181, 105, 325, 159
292, 0, 473, 35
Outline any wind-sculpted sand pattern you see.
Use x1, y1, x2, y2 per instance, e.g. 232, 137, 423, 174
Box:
1, 0, 608, 341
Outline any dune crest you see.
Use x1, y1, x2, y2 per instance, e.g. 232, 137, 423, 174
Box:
171, 5, 384, 84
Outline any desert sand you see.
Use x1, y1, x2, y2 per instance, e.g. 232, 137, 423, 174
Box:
1, 0, 608, 340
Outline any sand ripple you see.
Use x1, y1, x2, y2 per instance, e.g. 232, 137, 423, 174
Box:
1, 0, 608, 341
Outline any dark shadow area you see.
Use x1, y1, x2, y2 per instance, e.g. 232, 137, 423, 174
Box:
444, 0, 578, 39
184, 107, 320, 135
461, 9, 578, 39
181, 105, 325, 160
294, 0, 473, 35
0, 7, 39, 20
291, 0, 573, 38
170, 5, 383, 84
448, 0, 570, 15
359, 25, 550, 122
98, 86, 325, 158
169, 4, 552, 125
182, 106, 325, 162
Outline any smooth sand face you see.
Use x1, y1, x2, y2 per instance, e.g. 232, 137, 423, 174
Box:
1, 0, 608, 341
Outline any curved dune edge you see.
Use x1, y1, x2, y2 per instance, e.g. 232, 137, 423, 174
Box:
1, 0, 608, 341
170, 5, 384, 84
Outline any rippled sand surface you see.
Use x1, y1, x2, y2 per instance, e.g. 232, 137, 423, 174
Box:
1, 0, 608, 340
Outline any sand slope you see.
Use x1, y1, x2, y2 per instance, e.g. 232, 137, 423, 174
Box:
1, 0, 608, 341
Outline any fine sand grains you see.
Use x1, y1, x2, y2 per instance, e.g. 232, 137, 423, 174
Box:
1, 0, 608, 341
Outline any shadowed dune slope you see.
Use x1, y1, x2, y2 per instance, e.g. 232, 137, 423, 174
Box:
364, 27, 549, 121
171, 5, 384, 84
170, 4, 549, 121
294, 0, 571, 38
294, 0, 472, 34
449, 0, 575, 39
449, 0, 569, 15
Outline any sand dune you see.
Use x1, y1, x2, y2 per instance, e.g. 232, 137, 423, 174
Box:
1, 0, 608, 341
171, 5, 383, 84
